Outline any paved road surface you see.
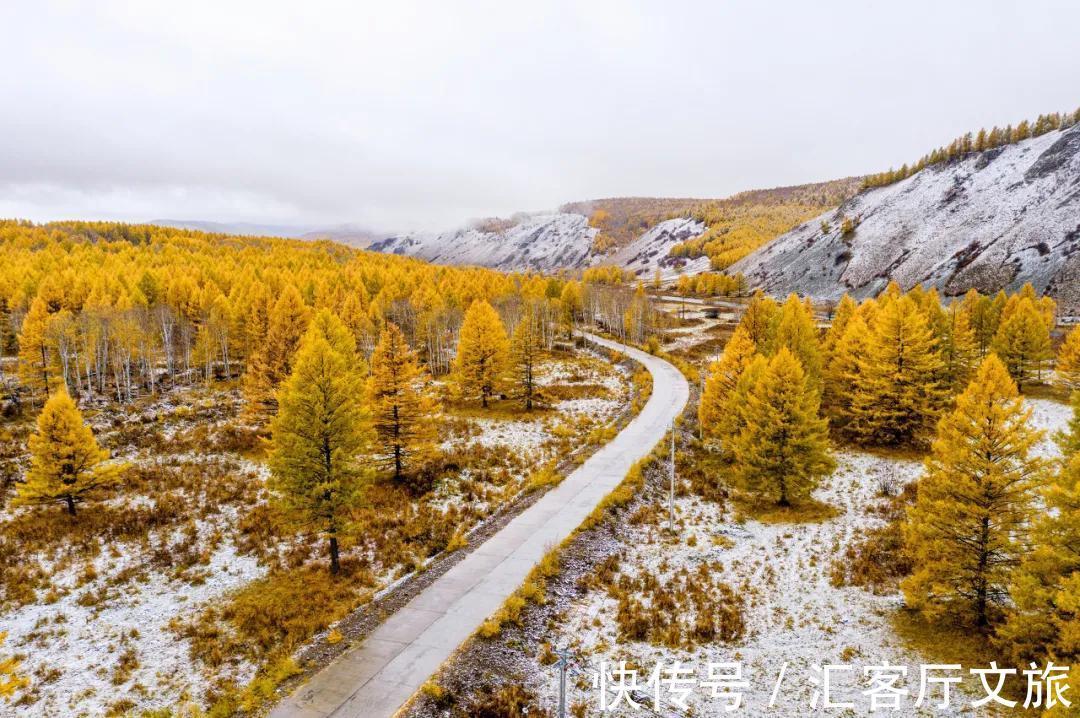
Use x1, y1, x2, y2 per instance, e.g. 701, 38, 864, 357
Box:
269, 333, 690, 718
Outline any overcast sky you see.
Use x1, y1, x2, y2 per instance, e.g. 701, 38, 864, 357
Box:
1, 1, 1079, 232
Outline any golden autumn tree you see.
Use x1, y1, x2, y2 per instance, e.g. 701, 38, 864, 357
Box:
510, 305, 544, 411
730, 348, 834, 506
848, 295, 945, 446
268, 331, 370, 574
17, 296, 56, 401
997, 453, 1080, 664
305, 308, 362, 365
930, 301, 977, 394
1060, 392, 1080, 458
992, 296, 1052, 389
454, 299, 509, 408
244, 285, 311, 414
367, 322, 439, 481
558, 281, 583, 339
1056, 325, 1080, 391
903, 355, 1047, 627
822, 293, 857, 361
14, 389, 121, 516
770, 293, 822, 386
738, 290, 779, 349
822, 312, 871, 427
699, 324, 757, 450
961, 288, 1000, 357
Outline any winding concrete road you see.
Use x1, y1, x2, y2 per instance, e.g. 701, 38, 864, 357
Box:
270, 333, 689, 718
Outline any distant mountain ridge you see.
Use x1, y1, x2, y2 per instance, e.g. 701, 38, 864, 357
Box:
732, 123, 1080, 311
367, 181, 858, 275
149, 219, 384, 247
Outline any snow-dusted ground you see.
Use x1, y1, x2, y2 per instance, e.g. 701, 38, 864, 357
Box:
1, 501, 266, 717
524, 397, 1072, 716
0, 353, 632, 716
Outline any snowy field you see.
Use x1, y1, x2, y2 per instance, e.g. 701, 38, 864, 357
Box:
0, 352, 632, 717
517, 398, 1071, 717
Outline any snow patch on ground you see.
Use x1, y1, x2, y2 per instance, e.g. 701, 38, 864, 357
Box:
525, 397, 1072, 716
3, 532, 265, 717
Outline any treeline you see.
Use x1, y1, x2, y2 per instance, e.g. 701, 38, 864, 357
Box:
863, 106, 1080, 189
699, 280, 1080, 670
0, 221, 591, 410
672, 271, 745, 297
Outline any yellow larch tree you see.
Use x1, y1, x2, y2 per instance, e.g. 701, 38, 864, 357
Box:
367, 322, 439, 482
14, 389, 121, 516
454, 299, 510, 408
822, 293, 857, 361
268, 331, 371, 574
992, 296, 1052, 389
1056, 325, 1080, 391
738, 290, 779, 349
822, 312, 871, 428
770, 293, 822, 386
848, 295, 946, 446
244, 284, 311, 414
510, 304, 544, 411
17, 296, 57, 401
903, 355, 1047, 627
960, 289, 999, 357
1060, 392, 1080, 458
730, 348, 834, 506
997, 452, 1080, 664
699, 324, 758, 452
939, 301, 978, 393
558, 281, 583, 339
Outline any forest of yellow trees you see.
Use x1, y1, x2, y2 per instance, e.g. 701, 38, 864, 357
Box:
0, 220, 653, 715
696, 281, 1080, 695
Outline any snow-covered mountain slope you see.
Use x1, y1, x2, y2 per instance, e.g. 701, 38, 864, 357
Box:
369, 212, 712, 275
732, 124, 1080, 310
369, 212, 599, 271
607, 217, 710, 279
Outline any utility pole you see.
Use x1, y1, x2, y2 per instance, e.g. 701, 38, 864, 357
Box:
669, 419, 676, 531
699, 370, 705, 440
555, 647, 571, 718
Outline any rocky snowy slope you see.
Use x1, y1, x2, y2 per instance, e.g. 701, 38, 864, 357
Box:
368, 212, 601, 272
607, 217, 710, 278
732, 124, 1080, 310
369, 212, 714, 274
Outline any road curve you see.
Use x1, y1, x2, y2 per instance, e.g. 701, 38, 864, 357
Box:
269, 333, 690, 718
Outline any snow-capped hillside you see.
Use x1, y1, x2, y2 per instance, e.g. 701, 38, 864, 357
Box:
607, 217, 710, 279
369, 212, 713, 275
369, 212, 599, 271
732, 124, 1080, 310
